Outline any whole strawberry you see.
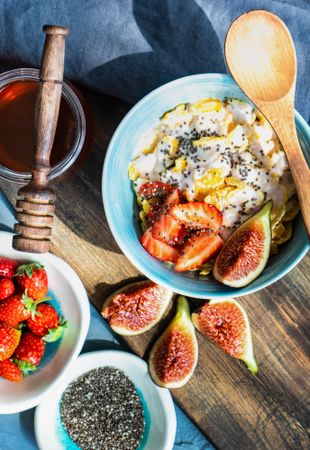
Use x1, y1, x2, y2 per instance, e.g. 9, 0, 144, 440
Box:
27, 303, 66, 342
14, 331, 45, 374
15, 262, 48, 300
0, 278, 15, 301
0, 359, 23, 382
0, 257, 18, 278
0, 322, 21, 361
0, 293, 38, 327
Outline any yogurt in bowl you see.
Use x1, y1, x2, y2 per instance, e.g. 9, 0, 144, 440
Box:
102, 73, 309, 299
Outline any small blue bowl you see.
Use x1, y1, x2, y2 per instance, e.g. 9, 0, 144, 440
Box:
103, 74, 309, 299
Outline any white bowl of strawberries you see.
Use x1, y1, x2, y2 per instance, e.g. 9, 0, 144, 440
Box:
0, 231, 90, 414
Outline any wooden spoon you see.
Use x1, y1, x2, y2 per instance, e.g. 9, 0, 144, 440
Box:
225, 10, 310, 236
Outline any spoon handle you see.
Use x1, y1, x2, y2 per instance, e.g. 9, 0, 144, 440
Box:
32, 25, 69, 186
266, 101, 310, 237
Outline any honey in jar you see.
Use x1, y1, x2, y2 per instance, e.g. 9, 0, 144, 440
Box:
0, 80, 77, 173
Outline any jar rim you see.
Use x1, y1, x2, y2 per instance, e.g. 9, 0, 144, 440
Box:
0, 68, 87, 183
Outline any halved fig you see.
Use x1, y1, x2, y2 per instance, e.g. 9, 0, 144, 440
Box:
192, 298, 258, 374
213, 201, 272, 287
102, 281, 173, 336
149, 295, 198, 388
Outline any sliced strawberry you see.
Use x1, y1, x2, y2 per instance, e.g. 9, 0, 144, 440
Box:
170, 202, 223, 231
152, 214, 186, 245
140, 228, 179, 263
163, 188, 183, 209
175, 232, 223, 272
138, 181, 174, 199
147, 201, 162, 224
152, 189, 185, 244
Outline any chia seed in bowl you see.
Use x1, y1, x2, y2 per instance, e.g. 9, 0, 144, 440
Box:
60, 366, 145, 450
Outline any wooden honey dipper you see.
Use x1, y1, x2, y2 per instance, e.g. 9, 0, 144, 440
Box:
13, 25, 69, 253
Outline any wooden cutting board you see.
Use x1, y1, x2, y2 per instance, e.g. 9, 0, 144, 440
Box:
1, 88, 309, 450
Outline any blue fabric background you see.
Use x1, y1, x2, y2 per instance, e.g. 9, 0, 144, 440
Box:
0, 0, 309, 122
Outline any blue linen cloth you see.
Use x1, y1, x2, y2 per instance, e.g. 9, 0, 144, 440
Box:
0, 0, 309, 122
0, 191, 213, 450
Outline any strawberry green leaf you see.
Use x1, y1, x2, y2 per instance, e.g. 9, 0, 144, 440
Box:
15, 262, 44, 278
21, 292, 51, 320
13, 359, 37, 376
43, 321, 67, 343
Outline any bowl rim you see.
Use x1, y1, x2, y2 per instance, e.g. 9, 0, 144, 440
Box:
0, 231, 90, 414
102, 73, 310, 299
34, 349, 176, 450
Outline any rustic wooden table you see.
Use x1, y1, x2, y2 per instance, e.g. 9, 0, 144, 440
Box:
1, 88, 309, 450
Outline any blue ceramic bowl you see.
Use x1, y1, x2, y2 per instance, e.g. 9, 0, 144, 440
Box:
103, 74, 309, 299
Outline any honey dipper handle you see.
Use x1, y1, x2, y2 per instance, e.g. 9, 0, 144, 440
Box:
32, 25, 69, 185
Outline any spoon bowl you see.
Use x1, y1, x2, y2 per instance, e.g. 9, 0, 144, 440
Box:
225, 11, 296, 102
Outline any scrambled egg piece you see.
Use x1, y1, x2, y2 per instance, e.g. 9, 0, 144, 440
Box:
173, 156, 187, 173
128, 162, 140, 181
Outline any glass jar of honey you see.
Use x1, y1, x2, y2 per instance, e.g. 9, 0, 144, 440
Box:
0, 68, 89, 183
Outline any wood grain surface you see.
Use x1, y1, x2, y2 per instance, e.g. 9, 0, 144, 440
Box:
0, 88, 309, 450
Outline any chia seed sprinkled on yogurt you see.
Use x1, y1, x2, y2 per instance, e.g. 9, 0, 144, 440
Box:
60, 366, 145, 450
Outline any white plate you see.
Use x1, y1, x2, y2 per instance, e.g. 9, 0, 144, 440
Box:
35, 350, 176, 450
0, 231, 90, 414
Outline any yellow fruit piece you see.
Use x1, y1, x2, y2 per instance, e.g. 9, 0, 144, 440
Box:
173, 156, 187, 173
272, 222, 285, 239
160, 135, 179, 156
161, 104, 187, 121
190, 98, 223, 113
142, 199, 151, 215
199, 260, 215, 275
224, 176, 247, 189
256, 111, 273, 131
185, 190, 195, 202
192, 136, 225, 147
274, 221, 293, 245
203, 187, 233, 210
139, 209, 150, 233
225, 112, 234, 126
128, 163, 140, 181
203, 192, 221, 210
227, 118, 237, 133
194, 170, 226, 200
219, 186, 238, 200
195, 168, 224, 188
202, 182, 239, 210
282, 198, 300, 222
271, 203, 286, 228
